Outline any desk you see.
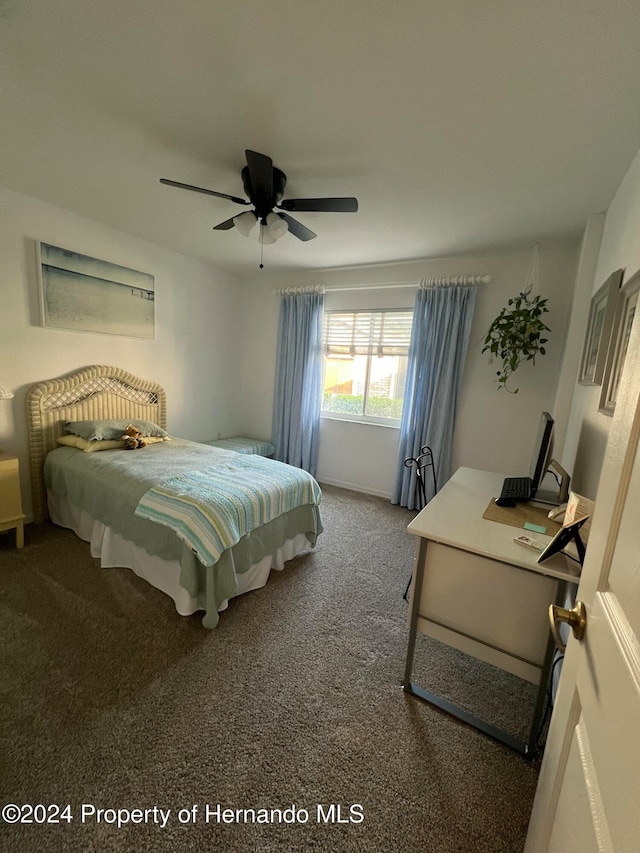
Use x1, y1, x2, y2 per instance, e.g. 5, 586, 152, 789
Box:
403, 467, 580, 757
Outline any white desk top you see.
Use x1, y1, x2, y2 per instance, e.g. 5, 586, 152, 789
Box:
407, 467, 581, 584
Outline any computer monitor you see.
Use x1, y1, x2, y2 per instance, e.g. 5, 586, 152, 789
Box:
529, 411, 571, 504
529, 412, 554, 494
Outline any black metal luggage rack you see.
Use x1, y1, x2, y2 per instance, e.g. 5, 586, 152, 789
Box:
403, 446, 437, 601
403, 445, 437, 510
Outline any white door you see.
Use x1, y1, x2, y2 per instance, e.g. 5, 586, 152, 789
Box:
525, 311, 640, 851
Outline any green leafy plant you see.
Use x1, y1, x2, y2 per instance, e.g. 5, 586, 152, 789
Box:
482, 289, 550, 393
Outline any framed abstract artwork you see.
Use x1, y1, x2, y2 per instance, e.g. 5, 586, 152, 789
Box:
599, 268, 640, 416
37, 242, 155, 339
578, 269, 623, 385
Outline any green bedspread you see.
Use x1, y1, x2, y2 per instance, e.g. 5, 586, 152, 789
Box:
135, 455, 321, 566
44, 439, 323, 627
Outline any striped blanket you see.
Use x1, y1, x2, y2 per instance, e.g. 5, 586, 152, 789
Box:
134, 454, 321, 566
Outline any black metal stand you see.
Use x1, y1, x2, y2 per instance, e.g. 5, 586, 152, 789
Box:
404, 445, 437, 510
403, 446, 437, 600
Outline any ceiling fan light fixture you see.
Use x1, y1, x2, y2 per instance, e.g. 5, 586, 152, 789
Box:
233, 210, 257, 237
266, 212, 289, 239
259, 224, 277, 245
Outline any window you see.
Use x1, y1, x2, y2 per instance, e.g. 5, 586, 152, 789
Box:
321, 309, 413, 425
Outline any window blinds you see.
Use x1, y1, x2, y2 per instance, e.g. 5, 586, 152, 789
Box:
323, 310, 413, 356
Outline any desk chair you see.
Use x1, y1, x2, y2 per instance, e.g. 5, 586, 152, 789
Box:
403, 446, 437, 600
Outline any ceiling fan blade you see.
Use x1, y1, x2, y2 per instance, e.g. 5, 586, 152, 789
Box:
212, 217, 237, 231
279, 197, 359, 213
245, 150, 273, 199
279, 213, 317, 241
159, 178, 249, 206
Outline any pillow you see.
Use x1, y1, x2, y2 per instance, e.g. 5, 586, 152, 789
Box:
64, 419, 169, 442
57, 435, 125, 453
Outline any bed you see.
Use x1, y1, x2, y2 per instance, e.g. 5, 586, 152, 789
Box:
27, 365, 323, 628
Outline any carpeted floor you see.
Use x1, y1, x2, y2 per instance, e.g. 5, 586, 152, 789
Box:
0, 485, 541, 852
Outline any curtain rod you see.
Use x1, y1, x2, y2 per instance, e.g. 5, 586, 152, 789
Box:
325, 281, 417, 292
273, 275, 491, 294
420, 274, 492, 288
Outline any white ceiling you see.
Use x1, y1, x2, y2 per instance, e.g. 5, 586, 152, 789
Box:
2, 0, 640, 277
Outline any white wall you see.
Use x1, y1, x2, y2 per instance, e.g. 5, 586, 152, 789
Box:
238, 243, 579, 498
0, 186, 243, 519
551, 212, 606, 478
560, 148, 640, 499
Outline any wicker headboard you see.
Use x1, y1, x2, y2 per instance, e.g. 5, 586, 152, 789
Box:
26, 365, 167, 522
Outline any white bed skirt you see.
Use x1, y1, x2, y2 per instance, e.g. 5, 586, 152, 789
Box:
47, 490, 312, 618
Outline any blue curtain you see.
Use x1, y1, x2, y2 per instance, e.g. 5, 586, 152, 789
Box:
271, 290, 324, 476
393, 284, 477, 509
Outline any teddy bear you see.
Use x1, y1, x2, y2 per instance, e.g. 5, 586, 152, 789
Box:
122, 424, 146, 450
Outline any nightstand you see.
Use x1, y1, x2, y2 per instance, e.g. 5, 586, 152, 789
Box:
0, 451, 25, 548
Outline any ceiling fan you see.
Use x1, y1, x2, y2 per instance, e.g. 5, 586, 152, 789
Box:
160, 149, 358, 246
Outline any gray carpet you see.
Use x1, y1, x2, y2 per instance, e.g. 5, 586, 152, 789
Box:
0, 485, 541, 852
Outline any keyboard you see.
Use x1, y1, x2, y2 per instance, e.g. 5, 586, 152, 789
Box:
499, 476, 533, 502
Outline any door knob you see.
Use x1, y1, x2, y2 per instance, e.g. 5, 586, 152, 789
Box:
549, 601, 586, 652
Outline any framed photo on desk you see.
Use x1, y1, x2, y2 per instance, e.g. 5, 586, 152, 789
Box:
538, 516, 588, 566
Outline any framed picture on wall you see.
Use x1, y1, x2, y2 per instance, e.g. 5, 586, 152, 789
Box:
599, 269, 640, 416
37, 242, 155, 339
578, 268, 623, 385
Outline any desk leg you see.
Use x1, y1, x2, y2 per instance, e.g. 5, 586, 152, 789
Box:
526, 580, 567, 756
403, 538, 427, 690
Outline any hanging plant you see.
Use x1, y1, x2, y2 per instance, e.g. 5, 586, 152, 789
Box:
482, 288, 550, 393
